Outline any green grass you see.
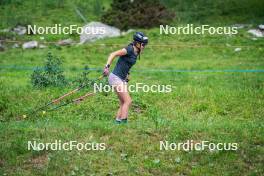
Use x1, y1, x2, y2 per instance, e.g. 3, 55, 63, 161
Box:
0, 0, 111, 28
0, 26, 264, 175
0, 0, 264, 175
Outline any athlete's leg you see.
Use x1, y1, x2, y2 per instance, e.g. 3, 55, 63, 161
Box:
114, 84, 124, 119
116, 102, 123, 119
115, 83, 131, 119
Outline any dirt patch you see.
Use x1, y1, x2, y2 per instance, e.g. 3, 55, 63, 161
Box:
24, 153, 48, 170
132, 103, 147, 114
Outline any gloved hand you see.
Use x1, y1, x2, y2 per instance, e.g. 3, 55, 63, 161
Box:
103, 64, 110, 76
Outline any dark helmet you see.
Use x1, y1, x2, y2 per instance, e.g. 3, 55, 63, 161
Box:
133, 32, 148, 45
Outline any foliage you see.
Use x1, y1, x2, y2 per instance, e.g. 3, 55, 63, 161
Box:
160, 0, 264, 23
101, 0, 175, 30
31, 52, 67, 88
75, 65, 92, 86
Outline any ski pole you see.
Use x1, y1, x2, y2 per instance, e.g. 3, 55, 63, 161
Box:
25, 75, 105, 117
48, 92, 95, 111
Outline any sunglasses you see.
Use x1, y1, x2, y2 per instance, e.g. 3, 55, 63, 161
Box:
142, 43, 147, 47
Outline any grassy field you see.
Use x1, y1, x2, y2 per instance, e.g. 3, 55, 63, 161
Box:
1, 27, 263, 175
1, 0, 264, 175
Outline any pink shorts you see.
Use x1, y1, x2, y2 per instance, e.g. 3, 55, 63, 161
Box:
108, 73, 127, 86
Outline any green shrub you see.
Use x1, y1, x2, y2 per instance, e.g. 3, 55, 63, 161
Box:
73, 65, 95, 90
101, 0, 175, 30
160, 0, 264, 23
31, 52, 67, 88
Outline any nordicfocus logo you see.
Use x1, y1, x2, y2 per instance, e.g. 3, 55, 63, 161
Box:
160, 140, 238, 151
93, 83, 172, 93
28, 140, 106, 151
27, 24, 105, 35
160, 24, 238, 35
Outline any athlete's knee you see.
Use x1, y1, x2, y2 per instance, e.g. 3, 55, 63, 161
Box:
125, 97, 132, 106
119, 98, 124, 105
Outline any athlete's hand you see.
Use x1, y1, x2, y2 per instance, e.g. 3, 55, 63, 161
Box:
103, 64, 110, 76
125, 74, 130, 82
